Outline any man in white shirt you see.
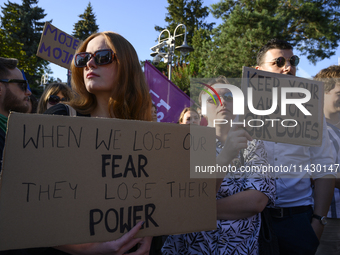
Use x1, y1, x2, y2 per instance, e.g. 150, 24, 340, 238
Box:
255, 39, 336, 254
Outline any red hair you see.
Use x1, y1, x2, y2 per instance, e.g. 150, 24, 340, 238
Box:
70, 31, 152, 121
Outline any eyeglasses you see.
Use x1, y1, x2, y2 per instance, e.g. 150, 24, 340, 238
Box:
265, 55, 300, 68
74, 49, 115, 68
207, 92, 233, 104
48, 95, 68, 105
0, 79, 28, 92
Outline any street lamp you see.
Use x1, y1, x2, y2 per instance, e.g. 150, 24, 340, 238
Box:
39, 73, 49, 90
150, 24, 194, 81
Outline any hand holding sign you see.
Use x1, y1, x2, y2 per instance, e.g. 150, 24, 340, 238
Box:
215, 124, 252, 190
97, 221, 152, 255
216, 124, 253, 170
55, 221, 152, 255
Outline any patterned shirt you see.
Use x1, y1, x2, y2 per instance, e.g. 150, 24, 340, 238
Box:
326, 122, 340, 218
162, 139, 276, 255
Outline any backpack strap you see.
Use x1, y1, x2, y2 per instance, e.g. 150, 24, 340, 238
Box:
65, 104, 77, 117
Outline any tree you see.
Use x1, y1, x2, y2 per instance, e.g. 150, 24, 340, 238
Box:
154, 0, 214, 87
72, 2, 99, 41
171, 62, 195, 96
0, 0, 50, 94
188, 27, 212, 77
155, 0, 214, 45
0, 3, 26, 63
198, 0, 340, 78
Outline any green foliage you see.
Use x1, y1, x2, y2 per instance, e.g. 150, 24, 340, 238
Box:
188, 28, 212, 77
141, 60, 168, 78
171, 62, 195, 96
156, 0, 214, 42
154, 0, 213, 90
0, 27, 26, 65
197, 0, 340, 78
72, 2, 99, 41
155, 0, 213, 64
155, 0, 215, 62
155, 61, 169, 77
0, 0, 50, 93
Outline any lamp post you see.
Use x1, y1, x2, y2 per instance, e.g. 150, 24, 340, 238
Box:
150, 24, 194, 81
39, 73, 49, 90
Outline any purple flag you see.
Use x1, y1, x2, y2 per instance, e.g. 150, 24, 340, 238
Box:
144, 61, 195, 123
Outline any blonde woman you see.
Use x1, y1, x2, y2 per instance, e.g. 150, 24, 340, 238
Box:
37, 83, 73, 113
178, 107, 200, 125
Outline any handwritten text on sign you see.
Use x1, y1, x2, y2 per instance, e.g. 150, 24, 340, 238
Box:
0, 113, 216, 250
240, 67, 324, 146
36, 22, 81, 69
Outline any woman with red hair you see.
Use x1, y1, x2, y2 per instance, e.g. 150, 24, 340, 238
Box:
45, 31, 152, 254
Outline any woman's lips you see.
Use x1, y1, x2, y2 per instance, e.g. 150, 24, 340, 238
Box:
86, 72, 99, 78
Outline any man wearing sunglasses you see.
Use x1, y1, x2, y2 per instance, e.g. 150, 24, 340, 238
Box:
0, 59, 57, 255
255, 39, 335, 254
0, 57, 31, 173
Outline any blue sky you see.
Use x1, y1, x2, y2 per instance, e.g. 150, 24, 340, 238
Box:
1, 0, 339, 81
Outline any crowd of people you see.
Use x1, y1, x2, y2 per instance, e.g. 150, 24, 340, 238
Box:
0, 32, 339, 255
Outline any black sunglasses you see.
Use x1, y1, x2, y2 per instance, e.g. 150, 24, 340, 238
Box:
0, 79, 28, 92
207, 92, 233, 104
268, 55, 300, 68
48, 95, 68, 105
74, 49, 115, 68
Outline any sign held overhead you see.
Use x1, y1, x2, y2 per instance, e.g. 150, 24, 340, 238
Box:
36, 22, 81, 69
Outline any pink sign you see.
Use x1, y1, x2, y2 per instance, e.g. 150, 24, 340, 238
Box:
144, 61, 195, 123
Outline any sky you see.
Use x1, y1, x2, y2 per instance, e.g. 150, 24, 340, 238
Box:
1, 0, 340, 82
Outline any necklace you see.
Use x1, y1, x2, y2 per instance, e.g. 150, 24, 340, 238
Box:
334, 120, 340, 126
328, 118, 340, 126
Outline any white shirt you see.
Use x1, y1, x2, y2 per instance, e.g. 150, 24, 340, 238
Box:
326, 122, 340, 218
264, 117, 335, 207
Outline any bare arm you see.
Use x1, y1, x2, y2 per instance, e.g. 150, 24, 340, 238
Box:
217, 189, 268, 220
55, 221, 152, 255
311, 176, 335, 239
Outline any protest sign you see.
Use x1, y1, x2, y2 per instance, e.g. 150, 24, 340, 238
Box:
144, 61, 197, 123
240, 66, 324, 146
36, 22, 81, 69
0, 113, 216, 250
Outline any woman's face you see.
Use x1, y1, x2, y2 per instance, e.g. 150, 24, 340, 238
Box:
46, 91, 66, 110
83, 35, 118, 97
151, 106, 158, 122
205, 87, 234, 126
181, 111, 200, 125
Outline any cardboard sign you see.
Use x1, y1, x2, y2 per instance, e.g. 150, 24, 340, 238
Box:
36, 22, 81, 69
0, 113, 216, 251
241, 66, 324, 146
